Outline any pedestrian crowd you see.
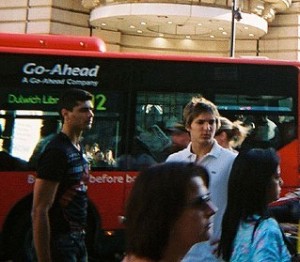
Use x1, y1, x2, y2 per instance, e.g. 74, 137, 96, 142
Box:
31, 89, 296, 262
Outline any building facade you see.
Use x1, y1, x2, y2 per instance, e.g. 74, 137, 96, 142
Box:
0, 0, 299, 59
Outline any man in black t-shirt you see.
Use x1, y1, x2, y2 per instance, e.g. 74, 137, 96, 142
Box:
32, 89, 94, 262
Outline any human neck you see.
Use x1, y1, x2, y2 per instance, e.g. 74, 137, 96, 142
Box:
162, 241, 187, 262
191, 140, 214, 158
61, 126, 82, 148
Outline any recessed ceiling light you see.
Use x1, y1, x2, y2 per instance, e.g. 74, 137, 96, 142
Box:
158, 33, 164, 37
210, 35, 215, 38
167, 21, 173, 24
218, 27, 224, 31
244, 26, 249, 30
222, 31, 227, 35
129, 25, 135, 29
197, 23, 202, 26
249, 33, 254, 37
186, 35, 191, 39
137, 30, 143, 33
141, 22, 146, 25
101, 23, 106, 26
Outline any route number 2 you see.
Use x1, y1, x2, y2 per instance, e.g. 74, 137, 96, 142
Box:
94, 94, 107, 111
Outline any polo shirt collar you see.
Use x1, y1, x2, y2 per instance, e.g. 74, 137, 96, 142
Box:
187, 139, 222, 160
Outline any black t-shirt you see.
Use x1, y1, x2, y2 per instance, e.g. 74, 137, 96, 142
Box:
37, 132, 90, 234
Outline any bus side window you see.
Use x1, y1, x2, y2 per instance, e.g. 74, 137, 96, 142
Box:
0, 121, 28, 171
278, 120, 296, 145
239, 115, 281, 150
116, 137, 157, 170
252, 115, 281, 149
133, 92, 198, 167
82, 117, 120, 170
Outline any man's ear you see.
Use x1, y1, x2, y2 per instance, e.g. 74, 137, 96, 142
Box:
61, 108, 69, 120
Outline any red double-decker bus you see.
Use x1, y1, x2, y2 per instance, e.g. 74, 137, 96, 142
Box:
0, 32, 299, 261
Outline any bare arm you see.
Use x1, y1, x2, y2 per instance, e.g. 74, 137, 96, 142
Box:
32, 178, 59, 262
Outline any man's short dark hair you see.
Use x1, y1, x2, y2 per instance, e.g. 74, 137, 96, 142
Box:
57, 88, 93, 118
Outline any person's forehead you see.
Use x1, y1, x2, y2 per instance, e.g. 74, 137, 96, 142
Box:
194, 112, 216, 119
190, 177, 208, 195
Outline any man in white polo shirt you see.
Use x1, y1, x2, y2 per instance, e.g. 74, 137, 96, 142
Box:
166, 96, 237, 261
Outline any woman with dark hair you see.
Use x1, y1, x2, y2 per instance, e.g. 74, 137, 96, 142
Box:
123, 162, 216, 262
218, 148, 292, 261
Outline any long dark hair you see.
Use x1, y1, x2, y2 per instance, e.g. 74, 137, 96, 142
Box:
218, 148, 279, 261
124, 162, 209, 261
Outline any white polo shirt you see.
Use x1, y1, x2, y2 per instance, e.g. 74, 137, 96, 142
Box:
166, 140, 237, 261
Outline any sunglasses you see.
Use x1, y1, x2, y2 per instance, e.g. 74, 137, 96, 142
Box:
187, 193, 211, 208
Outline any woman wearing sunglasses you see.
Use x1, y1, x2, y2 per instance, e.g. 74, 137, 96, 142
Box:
122, 162, 217, 262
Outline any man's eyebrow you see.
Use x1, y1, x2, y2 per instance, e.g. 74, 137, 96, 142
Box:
196, 119, 216, 122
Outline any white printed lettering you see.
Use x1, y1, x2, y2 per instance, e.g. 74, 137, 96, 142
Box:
126, 174, 136, 183
23, 63, 100, 77
89, 174, 124, 184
